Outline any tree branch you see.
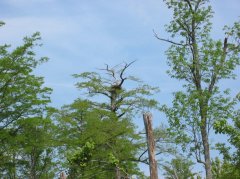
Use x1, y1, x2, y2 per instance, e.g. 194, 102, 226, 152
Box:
208, 37, 228, 94
118, 61, 136, 87
153, 30, 189, 46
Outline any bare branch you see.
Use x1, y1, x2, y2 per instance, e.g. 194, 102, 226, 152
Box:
153, 30, 189, 46
128, 158, 149, 165
98, 64, 116, 80
138, 149, 148, 161
119, 60, 136, 87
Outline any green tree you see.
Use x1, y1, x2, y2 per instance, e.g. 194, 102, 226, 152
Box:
57, 62, 159, 178
57, 99, 143, 178
162, 156, 197, 179
0, 115, 57, 179
214, 96, 240, 174
0, 23, 54, 178
158, 1, 240, 178
212, 157, 240, 179
0, 31, 51, 129
73, 62, 159, 118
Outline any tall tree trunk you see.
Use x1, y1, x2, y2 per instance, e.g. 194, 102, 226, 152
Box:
201, 124, 212, 179
143, 113, 158, 179
199, 97, 212, 179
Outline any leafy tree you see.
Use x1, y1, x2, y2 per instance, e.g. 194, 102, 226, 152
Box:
57, 62, 159, 178
211, 157, 240, 179
57, 99, 143, 178
0, 23, 54, 178
157, 0, 240, 178
0, 31, 51, 129
73, 62, 159, 118
162, 156, 197, 179
0, 116, 57, 179
214, 96, 240, 173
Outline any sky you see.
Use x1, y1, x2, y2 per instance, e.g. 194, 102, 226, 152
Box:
0, 0, 240, 177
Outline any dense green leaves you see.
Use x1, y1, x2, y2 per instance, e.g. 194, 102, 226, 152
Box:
0, 32, 51, 129
0, 117, 57, 178
0, 24, 55, 178
212, 157, 240, 179
57, 99, 143, 178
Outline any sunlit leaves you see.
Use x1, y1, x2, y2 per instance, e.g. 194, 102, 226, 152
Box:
0, 32, 51, 129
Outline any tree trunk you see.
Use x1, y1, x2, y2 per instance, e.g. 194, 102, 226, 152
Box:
199, 98, 212, 179
115, 167, 120, 179
60, 172, 67, 179
143, 113, 158, 179
201, 125, 212, 179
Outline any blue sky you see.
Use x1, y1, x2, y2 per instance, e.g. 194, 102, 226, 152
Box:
1, 0, 240, 177
0, 0, 239, 107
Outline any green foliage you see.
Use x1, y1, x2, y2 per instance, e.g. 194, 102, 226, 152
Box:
215, 102, 240, 169
57, 63, 159, 178
0, 113, 57, 178
212, 157, 240, 179
57, 99, 143, 178
73, 63, 159, 118
0, 31, 51, 129
69, 141, 95, 167
108, 152, 119, 166
161, 1, 240, 178
0, 23, 55, 178
162, 156, 197, 179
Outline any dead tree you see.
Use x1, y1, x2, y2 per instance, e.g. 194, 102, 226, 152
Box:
143, 112, 158, 179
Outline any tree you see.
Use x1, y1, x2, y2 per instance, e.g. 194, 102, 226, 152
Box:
0, 23, 54, 178
0, 31, 51, 129
3, 116, 56, 179
57, 99, 143, 178
214, 95, 240, 174
157, 1, 240, 178
162, 156, 197, 179
57, 62, 159, 178
73, 62, 159, 118
0, 113, 57, 178
143, 113, 159, 179
211, 157, 240, 179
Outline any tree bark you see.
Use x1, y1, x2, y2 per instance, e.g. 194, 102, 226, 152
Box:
60, 172, 67, 179
201, 123, 212, 179
199, 97, 212, 179
115, 167, 121, 179
143, 113, 159, 179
